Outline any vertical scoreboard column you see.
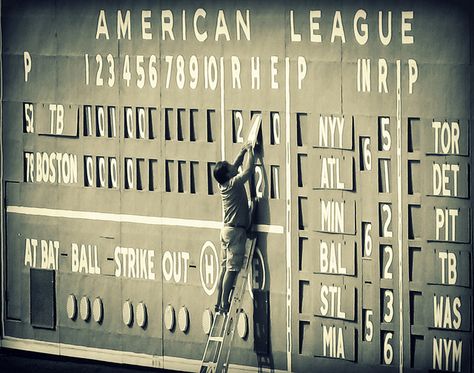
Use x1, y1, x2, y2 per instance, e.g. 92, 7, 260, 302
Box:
220, 8, 288, 365
357, 115, 400, 368
287, 5, 360, 368
158, 19, 227, 361
399, 4, 473, 371
312, 114, 357, 364
294, 112, 358, 370
408, 118, 471, 372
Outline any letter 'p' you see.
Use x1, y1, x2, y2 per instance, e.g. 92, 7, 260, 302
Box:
24, 51, 32, 82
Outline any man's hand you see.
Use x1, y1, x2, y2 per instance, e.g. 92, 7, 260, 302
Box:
242, 141, 253, 152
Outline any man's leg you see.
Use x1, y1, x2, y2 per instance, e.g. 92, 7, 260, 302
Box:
215, 265, 226, 311
220, 228, 246, 312
220, 270, 238, 312
216, 230, 228, 312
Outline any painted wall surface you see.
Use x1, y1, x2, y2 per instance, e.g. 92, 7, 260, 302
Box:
1, 0, 473, 372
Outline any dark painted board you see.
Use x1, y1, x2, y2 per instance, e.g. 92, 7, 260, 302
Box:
1, 1, 472, 373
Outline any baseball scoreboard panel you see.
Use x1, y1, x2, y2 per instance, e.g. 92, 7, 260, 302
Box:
1, 0, 472, 372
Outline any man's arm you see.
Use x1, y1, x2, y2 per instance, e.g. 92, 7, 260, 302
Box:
231, 143, 250, 168
232, 143, 255, 185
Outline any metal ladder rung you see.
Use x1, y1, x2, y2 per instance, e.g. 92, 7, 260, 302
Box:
201, 361, 216, 367
208, 336, 224, 342
200, 362, 217, 373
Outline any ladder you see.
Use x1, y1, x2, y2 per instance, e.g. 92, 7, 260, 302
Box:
199, 232, 258, 373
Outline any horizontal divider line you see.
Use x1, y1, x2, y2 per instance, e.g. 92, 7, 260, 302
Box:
2, 336, 287, 373
6, 205, 284, 234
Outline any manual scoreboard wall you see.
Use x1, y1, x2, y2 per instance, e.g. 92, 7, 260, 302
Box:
1, 1, 472, 372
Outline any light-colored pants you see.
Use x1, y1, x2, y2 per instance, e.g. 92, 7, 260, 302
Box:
220, 227, 247, 271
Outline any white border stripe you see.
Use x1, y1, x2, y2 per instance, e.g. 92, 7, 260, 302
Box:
396, 59, 404, 373
220, 56, 225, 161
0, 15, 5, 344
284, 57, 292, 372
6, 205, 284, 234
1, 337, 287, 373
1, 336, 160, 368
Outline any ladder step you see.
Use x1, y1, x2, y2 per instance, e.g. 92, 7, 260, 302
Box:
200, 362, 217, 373
214, 312, 227, 319
201, 361, 217, 367
208, 336, 224, 342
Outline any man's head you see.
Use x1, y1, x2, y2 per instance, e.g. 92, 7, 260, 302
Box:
213, 161, 238, 185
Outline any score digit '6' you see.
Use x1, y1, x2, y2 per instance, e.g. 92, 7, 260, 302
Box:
362, 222, 372, 257
360, 137, 372, 171
382, 332, 394, 365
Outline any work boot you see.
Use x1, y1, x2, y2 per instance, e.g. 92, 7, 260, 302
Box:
221, 271, 237, 313
220, 302, 230, 314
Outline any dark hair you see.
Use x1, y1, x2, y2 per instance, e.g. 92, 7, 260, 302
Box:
213, 161, 230, 185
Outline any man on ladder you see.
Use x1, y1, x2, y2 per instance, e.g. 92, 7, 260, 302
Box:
212, 140, 255, 314
200, 115, 261, 373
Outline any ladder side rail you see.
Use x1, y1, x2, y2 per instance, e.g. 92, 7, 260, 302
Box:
201, 310, 228, 370
218, 237, 258, 372
200, 223, 258, 373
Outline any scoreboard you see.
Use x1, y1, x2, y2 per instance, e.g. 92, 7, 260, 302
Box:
1, 0, 473, 372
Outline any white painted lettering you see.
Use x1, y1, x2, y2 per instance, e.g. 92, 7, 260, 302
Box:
378, 11, 392, 45
432, 121, 461, 154
323, 326, 345, 359
320, 157, 345, 189
331, 11, 346, 43
378, 58, 388, 93
290, 10, 301, 42
231, 56, 241, 89
24, 51, 32, 82
24, 103, 34, 133
434, 295, 462, 330
215, 10, 230, 41
297, 56, 307, 89
320, 285, 346, 318
320, 241, 347, 274
321, 200, 344, 233
435, 208, 459, 241
236, 10, 250, 41
357, 58, 370, 92
251, 57, 260, 90
162, 10, 175, 40
24, 238, 34, 267
401, 11, 414, 44
408, 58, 418, 94
354, 9, 368, 45
141, 10, 152, 40
162, 250, 190, 283
39, 239, 58, 270
115, 246, 156, 280
433, 337, 462, 372
309, 10, 322, 42
194, 8, 207, 42
96, 10, 110, 39
117, 10, 131, 40
432, 163, 460, 197
271, 56, 279, 89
